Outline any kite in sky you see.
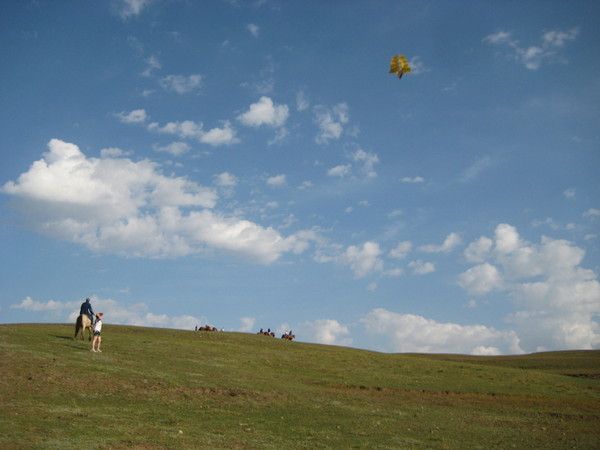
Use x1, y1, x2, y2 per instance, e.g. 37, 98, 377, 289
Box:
389, 54, 411, 79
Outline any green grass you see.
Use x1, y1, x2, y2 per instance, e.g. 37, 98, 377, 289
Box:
1, 324, 599, 449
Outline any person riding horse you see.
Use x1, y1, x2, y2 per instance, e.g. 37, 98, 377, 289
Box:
80, 298, 95, 323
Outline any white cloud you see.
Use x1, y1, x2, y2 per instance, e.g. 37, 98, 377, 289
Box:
12, 295, 204, 330
148, 120, 203, 139
460, 224, 600, 351
327, 164, 351, 178
214, 172, 238, 187
484, 28, 579, 70
384, 267, 404, 277
247, 23, 260, 37
463, 236, 493, 263
238, 97, 289, 128
296, 90, 309, 111
420, 232, 462, 253
483, 31, 513, 45
142, 55, 161, 77
116, 108, 147, 124
239, 316, 256, 332
583, 208, 600, 219
200, 121, 239, 146
11, 296, 67, 312
460, 156, 495, 182
266, 174, 286, 187
352, 149, 379, 179
458, 263, 503, 295
154, 141, 190, 156
341, 241, 383, 278
303, 319, 352, 346
361, 308, 522, 354
408, 260, 435, 275
389, 241, 412, 259
2, 139, 314, 263
401, 176, 424, 184
119, 0, 151, 18
100, 147, 131, 158
563, 187, 576, 199
159, 74, 203, 94
148, 120, 239, 146
314, 103, 349, 144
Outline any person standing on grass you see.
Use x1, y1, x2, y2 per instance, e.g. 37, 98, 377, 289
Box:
91, 312, 104, 352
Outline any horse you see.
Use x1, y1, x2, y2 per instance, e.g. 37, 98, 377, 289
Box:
198, 325, 217, 332
74, 314, 93, 341
281, 333, 295, 341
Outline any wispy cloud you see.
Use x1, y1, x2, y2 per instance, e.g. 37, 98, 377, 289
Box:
118, 0, 152, 19
484, 28, 579, 70
314, 103, 349, 144
159, 74, 203, 94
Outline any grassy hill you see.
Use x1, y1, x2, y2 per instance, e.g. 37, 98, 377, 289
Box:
1, 324, 599, 449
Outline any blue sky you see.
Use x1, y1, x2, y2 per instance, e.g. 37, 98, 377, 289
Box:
1, 0, 599, 354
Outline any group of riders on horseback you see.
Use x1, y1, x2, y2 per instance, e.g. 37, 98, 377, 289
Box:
75, 298, 296, 344
258, 328, 295, 341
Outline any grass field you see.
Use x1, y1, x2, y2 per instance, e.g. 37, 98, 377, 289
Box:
1, 324, 599, 449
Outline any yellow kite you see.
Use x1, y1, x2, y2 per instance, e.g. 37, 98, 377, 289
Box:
389, 54, 411, 79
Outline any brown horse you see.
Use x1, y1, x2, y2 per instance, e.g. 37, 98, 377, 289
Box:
281, 333, 295, 341
74, 314, 93, 341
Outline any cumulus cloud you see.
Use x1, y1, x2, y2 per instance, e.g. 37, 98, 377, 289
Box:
303, 319, 352, 346
214, 172, 238, 187
159, 74, 203, 94
154, 141, 190, 156
484, 28, 579, 70
200, 121, 239, 146
116, 108, 147, 124
341, 241, 383, 278
12, 295, 203, 330
408, 260, 435, 275
361, 308, 522, 354
458, 263, 503, 295
238, 97, 289, 128
389, 241, 412, 259
460, 223, 600, 351
400, 176, 424, 184
583, 208, 600, 219
2, 139, 313, 263
327, 164, 351, 178
266, 174, 286, 187
463, 236, 493, 263
314, 103, 349, 144
352, 149, 379, 178
148, 120, 239, 146
420, 232, 462, 253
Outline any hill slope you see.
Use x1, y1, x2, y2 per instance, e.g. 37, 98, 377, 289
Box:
1, 324, 599, 449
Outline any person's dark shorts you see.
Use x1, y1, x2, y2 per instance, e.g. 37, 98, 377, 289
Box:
94, 331, 101, 336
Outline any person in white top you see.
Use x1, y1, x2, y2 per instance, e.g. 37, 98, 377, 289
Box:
91, 312, 104, 353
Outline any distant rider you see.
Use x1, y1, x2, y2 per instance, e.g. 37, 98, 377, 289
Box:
80, 298, 95, 323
